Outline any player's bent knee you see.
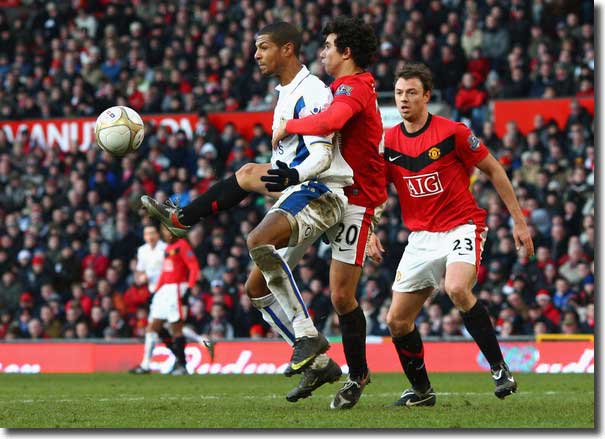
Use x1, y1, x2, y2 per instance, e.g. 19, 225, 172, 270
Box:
386, 311, 414, 337
247, 228, 274, 249
445, 284, 474, 309
245, 278, 266, 299
235, 163, 257, 189
331, 291, 356, 315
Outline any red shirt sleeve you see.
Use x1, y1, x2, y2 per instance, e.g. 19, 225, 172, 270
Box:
285, 101, 354, 136
285, 76, 371, 136
179, 240, 200, 289
332, 77, 370, 113
454, 122, 489, 169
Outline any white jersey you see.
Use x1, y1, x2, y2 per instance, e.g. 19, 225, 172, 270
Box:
272, 65, 353, 189
136, 240, 167, 291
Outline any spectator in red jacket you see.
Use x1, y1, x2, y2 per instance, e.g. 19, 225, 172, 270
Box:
455, 72, 487, 132
81, 240, 109, 278
123, 272, 151, 317
535, 290, 561, 327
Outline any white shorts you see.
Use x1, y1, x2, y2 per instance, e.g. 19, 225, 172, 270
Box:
270, 180, 346, 247
325, 202, 385, 266
392, 223, 487, 293
149, 282, 188, 323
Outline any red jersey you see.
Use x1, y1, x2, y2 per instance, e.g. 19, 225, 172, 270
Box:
384, 114, 489, 232
331, 72, 386, 208
155, 239, 200, 291
286, 72, 386, 208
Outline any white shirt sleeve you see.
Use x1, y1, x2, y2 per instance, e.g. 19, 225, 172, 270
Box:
135, 247, 144, 272
292, 85, 334, 181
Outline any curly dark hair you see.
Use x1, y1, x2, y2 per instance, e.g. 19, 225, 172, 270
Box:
322, 16, 378, 69
395, 62, 434, 93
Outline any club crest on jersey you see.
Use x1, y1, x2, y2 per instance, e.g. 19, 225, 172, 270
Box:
396, 271, 403, 282
165, 248, 180, 257
335, 84, 353, 96
468, 134, 480, 151
404, 172, 444, 197
428, 147, 441, 160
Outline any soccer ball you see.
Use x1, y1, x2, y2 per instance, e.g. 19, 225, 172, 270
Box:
95, 106, 145, 156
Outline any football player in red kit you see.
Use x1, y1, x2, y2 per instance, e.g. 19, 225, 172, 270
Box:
131, 224, 200, 375
370, 62, 534, 406
272, 16, 386, 409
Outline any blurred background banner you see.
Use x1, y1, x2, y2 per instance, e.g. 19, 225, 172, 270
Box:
1, 95, 592, 150
0, 339, 593, 374
492, 96, 593, 136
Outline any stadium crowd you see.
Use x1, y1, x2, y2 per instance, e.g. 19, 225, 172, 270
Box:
0, 0, 595, 342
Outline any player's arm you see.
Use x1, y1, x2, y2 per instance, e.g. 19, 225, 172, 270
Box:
273, 82, 366, 146
263, 88, 335, 192
453, 122, 534, 256
180, 241, 200, 289
276, 101, 355, 141
475, 153, 534, 256
262, 138, 333, 192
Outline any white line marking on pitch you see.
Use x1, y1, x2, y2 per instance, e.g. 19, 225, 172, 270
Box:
0, 390, 593, 404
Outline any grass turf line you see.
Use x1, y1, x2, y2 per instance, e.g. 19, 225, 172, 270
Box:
0, 372, 594, 429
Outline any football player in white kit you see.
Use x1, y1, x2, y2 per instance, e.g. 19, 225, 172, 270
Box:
247, 21, 353, 376
130, 223, 168, 374
141, 22, 349, 395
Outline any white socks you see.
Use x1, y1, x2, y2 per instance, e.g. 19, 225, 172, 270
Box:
140, 331, 159, 370
249, 244, 318, 339
251, 293, 329, 369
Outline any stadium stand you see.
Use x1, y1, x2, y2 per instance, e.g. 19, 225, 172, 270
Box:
0, 0, 594, 341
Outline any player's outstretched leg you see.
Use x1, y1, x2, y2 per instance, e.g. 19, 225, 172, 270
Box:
329, 369, 371, 410
141, 196, 190, 237
182, 326, 216, 362
141, 173, 252, 237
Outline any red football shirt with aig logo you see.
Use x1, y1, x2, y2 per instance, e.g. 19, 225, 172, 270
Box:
384, 114, 489, 232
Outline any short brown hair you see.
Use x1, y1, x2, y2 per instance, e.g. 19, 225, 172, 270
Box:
395, 62, 433, 93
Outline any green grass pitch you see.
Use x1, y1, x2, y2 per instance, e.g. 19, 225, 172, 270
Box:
0, 372, 594, 429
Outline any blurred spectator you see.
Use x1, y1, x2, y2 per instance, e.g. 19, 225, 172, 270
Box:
0, 0, 593, 342
454, 72, 487, 133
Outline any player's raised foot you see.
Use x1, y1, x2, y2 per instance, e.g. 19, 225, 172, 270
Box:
286, 358, 342, 402
329, 370, 371, 410
491, 362, 517, 399
129, 365, 150, 374
284, 334, 330, 377
389, 387, 436, 407
140, 195, 190, 238
170, 364, 189, 376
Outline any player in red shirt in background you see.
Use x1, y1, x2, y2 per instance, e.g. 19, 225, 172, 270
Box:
130, 224, 200, 375
369, 63, 534, 407
271, 17, 386, 409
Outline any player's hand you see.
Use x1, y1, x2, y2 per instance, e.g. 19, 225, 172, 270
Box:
367, 233, 385, 263
513, 220, 534, 257
272, 120, 288, 150
261, 161, 300, 192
